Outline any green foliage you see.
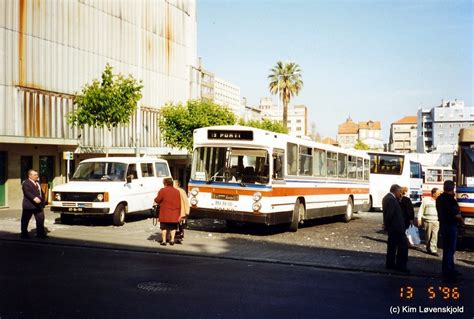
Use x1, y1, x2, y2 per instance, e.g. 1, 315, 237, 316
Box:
238, 118, 288, 134
68, 64, 143, 130
159, 100, 237, 151
354, 139, 370, 150
268, 61, 303, 127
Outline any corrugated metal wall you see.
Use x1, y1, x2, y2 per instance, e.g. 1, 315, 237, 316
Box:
0, 0, 197, 150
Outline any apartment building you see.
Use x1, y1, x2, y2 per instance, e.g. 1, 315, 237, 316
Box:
389, 116, 417, 153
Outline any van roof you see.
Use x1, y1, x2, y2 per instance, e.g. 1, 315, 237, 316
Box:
80, 157, 168, 164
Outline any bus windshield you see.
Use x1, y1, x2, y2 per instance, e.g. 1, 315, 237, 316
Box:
71, 162, 127, 181
460, 146, 474, 186
191, 147, 270, 184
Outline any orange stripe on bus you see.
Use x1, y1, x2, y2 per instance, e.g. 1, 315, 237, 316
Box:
460, 206, 474, 214
192, 186, 369, 196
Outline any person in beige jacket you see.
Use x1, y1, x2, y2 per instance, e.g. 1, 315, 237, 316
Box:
174, 180, 190, 244
417, 188, 441, 256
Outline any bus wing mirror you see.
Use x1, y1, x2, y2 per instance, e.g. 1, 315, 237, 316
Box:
126, 175, 133, 184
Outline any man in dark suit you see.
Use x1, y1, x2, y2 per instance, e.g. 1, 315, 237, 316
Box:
21, 169, 47, 239
382, 184, 409, 273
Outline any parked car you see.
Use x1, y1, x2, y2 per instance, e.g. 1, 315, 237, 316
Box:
51, 157, 171, 226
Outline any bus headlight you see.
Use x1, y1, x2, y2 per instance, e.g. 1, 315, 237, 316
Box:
54, 193, 61, 201
96, 194, 104, 201
252, 202, 262, 212
190, 188, 199, 196
252, 192, 262, 202
190, 197, 198, 206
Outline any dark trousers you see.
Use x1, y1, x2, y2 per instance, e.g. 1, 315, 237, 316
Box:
441, 224, 457, 275
176, 219, 186, 240
386, 231, 408, 269
21, 209, 45, 236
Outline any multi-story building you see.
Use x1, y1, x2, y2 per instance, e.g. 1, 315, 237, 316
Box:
258, 98, 308, 138
287, 105, 308, 138
337, 117, 383, 150
417, 100, 474, 153
337, 117, 359, 148
214, 77, 242, 115
0, 0, 198, 208
389, 116, 417, 153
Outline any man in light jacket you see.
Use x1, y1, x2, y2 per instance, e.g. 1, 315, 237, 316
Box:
174, 180, 190, 244
417, 188, 440, 256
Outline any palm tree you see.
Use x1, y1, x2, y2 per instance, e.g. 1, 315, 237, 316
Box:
268, 61, 303, 129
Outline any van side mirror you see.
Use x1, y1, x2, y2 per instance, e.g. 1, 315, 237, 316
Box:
422, 171, 425, 183
126, 175, 133, 184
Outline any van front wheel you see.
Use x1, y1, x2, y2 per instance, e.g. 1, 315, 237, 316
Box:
112, 203, 126, 226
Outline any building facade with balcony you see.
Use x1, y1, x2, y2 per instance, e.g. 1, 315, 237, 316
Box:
337, 117, 383, 150
0, 0, 198, 208
416, 100, 474, 153
389, 116, 417, 153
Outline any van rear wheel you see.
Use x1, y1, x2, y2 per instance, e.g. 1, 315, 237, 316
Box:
112, 203, 126, 226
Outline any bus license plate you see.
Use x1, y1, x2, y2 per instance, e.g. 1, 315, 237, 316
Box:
215, 200, 234, 210
464, 217, 474, 226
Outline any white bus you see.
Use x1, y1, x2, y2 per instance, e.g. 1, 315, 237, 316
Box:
421, 166, 455, 198
188, 125, 371, 231
368, 152, 423, 210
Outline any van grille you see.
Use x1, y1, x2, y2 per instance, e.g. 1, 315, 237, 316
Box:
60, 193, 99, 202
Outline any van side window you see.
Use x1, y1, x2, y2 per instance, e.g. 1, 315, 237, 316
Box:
141, 163, 154, 177
127, 164, 138, 180
155, 163, 169, 177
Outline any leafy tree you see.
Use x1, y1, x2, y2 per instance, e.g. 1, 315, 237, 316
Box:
354, 139, 370, 150
268, 61, 303, 129
238, 118, 288, 134
68, 64, 143, 129
159, 100, 237, 151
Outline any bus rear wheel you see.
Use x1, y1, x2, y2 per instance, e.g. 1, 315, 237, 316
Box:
342, 198, 354, 222
289, 199, 304, 232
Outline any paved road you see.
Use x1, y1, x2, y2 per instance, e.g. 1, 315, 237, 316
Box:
0, 209, 472, 279
0, 241, 472, 319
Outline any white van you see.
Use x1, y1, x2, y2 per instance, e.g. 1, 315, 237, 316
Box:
51, 157, 171, 226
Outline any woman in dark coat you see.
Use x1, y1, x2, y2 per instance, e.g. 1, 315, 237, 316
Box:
154, 178, 181, 246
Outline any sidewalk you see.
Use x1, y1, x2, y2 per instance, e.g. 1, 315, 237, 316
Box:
1, 208, 472, 280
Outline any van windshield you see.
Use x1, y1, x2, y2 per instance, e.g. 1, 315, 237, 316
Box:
71, 162, 127, 181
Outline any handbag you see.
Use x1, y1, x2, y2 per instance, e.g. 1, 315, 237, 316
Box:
406, 224, 420, 246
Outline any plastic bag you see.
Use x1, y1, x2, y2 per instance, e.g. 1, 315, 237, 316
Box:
406, 224, 420, 246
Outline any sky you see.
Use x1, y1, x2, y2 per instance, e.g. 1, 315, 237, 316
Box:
196, 0, 473, 140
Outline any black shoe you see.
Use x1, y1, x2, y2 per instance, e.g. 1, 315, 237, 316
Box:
160, 242, 166, 246
175, 239, 183, 244
20, 233, 30, 239
169, 241, 175, 246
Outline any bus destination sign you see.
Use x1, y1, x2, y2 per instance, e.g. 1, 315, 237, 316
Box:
207, 130, 253, 141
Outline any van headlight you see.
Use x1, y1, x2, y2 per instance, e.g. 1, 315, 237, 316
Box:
54, 193, 61, 201
96, 194, 104, 201
252, 192, 262, 201
190, 188, 199, 196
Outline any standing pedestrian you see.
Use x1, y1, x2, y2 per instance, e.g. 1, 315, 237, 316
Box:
436, 180, 464, 279
174, 180, 190, 244
417, 188, 441, 256
21, 169, 47, 239
382, 184, 409, 273
399, 187, 415, 230
154, 177, 181, 246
